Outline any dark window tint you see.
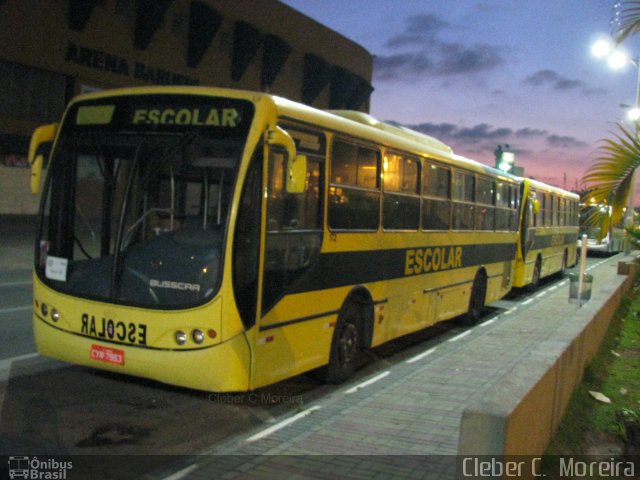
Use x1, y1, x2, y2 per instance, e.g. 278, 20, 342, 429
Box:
383, 153, 419, 230
453, 172, 474, 202
452, 171, 475, 230
423, 163, 450, 199
422, 199, 451, 230
329, 139, 380, 230
452, 203, 475, 230
383, 194, 420, 230
422, 162, 451, 230
331, 140, 378, 189
328, 188, 380, 230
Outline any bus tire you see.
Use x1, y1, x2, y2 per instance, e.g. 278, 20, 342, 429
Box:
529, 256, 542, 291
460, 271, 486, 326
558, 250, 567, 278
323, 303, 362, 384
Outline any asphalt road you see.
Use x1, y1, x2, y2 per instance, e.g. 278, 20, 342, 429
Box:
0, 257, 605, 479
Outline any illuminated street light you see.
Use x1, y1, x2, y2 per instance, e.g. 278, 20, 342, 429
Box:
628, 106, 640, 122
592, 38, 613, 58
608, 49, 631, 69
591, 37, 634, 70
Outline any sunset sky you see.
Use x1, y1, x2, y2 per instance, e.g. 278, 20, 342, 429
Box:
281, 0, 640, 193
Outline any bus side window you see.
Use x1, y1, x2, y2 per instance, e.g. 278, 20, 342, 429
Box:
422, 161, 451, 230
266, 152, 322, 232
494, 181, 512, 231
510, 186, 519, 231
328, 139, 380, 230
536, 193, 544, 226
545, 194, 552, 226
452, 170, 475, 230
475, 176, 495, 231
382, 153, 419, 230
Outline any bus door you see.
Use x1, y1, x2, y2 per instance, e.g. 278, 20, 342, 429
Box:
253, 127, 326, 387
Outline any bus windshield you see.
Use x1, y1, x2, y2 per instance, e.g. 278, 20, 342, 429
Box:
36, 94, 255, 308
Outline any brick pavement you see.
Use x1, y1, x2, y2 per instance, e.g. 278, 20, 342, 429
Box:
152, 254, 629, 480
0, 214, 37, 272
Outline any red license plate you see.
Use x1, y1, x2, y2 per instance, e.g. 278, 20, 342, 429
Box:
90, 344, 125, 365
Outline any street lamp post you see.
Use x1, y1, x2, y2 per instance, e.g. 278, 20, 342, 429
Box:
628, 59, 640, 253
592, 38, 639, 252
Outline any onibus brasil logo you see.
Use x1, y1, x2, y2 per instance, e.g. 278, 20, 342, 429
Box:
8, 456, 73, 479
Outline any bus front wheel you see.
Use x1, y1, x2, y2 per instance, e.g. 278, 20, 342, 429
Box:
529, 256, 542, 291
323, 306, 362, 384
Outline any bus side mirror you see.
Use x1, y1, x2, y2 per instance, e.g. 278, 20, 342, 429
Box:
29, 123, 58, 195
266, 125, 296, 162
286, 155, 307, 194
266, 125, 306, 193
532, 199, 540, 215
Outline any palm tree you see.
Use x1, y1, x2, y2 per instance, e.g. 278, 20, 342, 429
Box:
583, 123, 640, 233
612, 1, 640, 43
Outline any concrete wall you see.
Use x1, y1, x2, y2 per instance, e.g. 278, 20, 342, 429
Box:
0, 166, 40, 215
458, 258, 636, 465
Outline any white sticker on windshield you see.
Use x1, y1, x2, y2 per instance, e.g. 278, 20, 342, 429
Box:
45, 256, 68, 282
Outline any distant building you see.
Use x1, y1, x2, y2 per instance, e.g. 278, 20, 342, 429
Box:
0, 0, 373, 214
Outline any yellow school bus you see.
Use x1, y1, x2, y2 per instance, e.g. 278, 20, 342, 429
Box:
513, 178, 579, 288
29, 86, 572, 392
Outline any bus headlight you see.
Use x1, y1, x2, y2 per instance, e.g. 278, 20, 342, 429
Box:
51, 309, 60, 322
41, 303, 48, 317
175, 331, 187, 345
192, 329, 205, 344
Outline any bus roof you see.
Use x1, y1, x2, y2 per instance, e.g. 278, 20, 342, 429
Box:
271, 94, 521, 182
523, 177, 579, 199
327, 110, 452, 153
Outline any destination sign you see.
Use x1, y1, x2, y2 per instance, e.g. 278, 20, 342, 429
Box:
131, 107, 239, 127
67, 94, 254, 136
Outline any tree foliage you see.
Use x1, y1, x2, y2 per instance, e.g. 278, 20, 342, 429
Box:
612, 0, 640, 43
582, 123, 640, 234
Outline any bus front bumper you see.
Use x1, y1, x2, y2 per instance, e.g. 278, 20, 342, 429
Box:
33, 313, 252, 392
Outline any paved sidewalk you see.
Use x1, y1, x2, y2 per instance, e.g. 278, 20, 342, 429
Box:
151, 254, 631, 480
0, 215, 37, 272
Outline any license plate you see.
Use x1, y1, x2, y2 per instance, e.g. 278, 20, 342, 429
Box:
90, 344, 125, 366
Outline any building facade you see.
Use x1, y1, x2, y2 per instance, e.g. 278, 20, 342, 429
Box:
0, 0, 373, 214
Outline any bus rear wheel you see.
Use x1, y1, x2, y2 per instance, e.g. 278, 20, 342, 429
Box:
323, 307, 362, 384
460, 271, 486, 326
529, 256, 542, 291
558, 250, 567, 278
